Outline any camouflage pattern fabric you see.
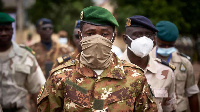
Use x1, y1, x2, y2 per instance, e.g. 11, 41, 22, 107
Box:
0, 41, 45, 111
30, 41, 72, 78
120, 49, 176, 112
150, 47, 200, 112
37, 53, 157, 112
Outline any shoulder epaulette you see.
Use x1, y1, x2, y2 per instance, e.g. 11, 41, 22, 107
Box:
56, 54, 71, 65
178, 52, 191, 61
122, 60, 144, 73
157, 59, 176, 71
19, 44, 35, 55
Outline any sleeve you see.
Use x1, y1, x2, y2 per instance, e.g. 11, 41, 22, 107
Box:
162, 70, 177, 112
134, 77, 158, 112
185, 59, 200, 97
37, 74, 64, 112
25, 55, 46, 94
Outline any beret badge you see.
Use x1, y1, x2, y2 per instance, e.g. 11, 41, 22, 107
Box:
126, 18, 131, 26
80, 11, 83, 20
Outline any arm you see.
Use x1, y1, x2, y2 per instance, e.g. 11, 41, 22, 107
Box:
189, 94, 199, 112
134, 77, 158, 112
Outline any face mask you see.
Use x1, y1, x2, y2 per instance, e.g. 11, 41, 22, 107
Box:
157, 47, 177, 57
58, 37, 68, 44
80, 34, 113, 69
127, 35, 154, 58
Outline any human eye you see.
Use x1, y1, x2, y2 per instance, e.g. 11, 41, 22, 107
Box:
101, 33, 109, 37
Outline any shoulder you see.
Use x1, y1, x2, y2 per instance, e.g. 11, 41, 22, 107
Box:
50, 59, 76, 76
121, 59, 144, 74
177, 52, 191, 62
56, 54, 71, 65
155, 58, 176, 71
19, 44, 36, 56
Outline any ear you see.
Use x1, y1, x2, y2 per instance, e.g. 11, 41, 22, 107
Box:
123, 34, 128, 44
78, 30, 82, 41
153, 36, 157, 47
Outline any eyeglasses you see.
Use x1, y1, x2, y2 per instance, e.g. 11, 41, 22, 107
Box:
74, 34, 79, 39
41, 26, 53, 31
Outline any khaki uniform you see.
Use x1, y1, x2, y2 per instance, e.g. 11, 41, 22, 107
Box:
120, 50, 176, 112
0, 41, 46, 112
37, 53, 158, 112
30, 41, 72, 78
150, 47, 200, 112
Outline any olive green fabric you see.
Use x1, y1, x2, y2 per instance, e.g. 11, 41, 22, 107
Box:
156, 21, 179, 42
0, 12, 15, 23
81, 6, 119, 27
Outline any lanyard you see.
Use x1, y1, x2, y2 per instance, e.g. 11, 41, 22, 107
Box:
156, 48, 172, 63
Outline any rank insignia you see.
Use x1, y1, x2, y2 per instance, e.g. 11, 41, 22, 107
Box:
180, 63, 186, 72
37, 85, 45, 101
80, 11, 83, 20
126, 18, 131, 26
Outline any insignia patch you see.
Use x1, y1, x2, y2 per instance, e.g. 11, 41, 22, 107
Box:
80, 11, 83, 20
180, 63, 186, 72
37, 85, 45, 101
126, 18, 131, 26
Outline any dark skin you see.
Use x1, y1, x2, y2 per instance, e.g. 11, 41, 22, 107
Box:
37, 24, 53, 43
78, 23, 116, 43
73, 28, 82, 53
123, 27, 156, 69
0, 24, 39, 106
0, 24, 13, 52
156, 37, 199, 112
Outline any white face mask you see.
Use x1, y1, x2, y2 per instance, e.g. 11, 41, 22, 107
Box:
58, 37, 68, 44
126, 35, 154, 58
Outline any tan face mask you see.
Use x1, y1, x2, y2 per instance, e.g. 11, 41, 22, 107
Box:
80, 34, 113, 69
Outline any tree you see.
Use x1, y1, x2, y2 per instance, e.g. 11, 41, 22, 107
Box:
112, 0, 198, 36
27, 0, 93, 38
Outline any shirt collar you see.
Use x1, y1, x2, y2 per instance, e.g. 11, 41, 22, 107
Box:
171, 51, 181, 62
9, 41, 23, 58
146, 56, 157, 74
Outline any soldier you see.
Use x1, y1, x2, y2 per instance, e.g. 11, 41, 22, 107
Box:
29, 18, 72, 78
37, 6, 157, 111
0, 12, 46, 112
120, 16, 176, 112
150, 21, 199, 112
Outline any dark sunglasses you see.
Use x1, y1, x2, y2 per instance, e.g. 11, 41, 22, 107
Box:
42, 27, 53, 31
74, 34, 79, 39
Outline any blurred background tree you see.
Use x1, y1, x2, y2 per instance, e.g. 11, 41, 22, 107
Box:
112, 0, 200, 39
27, 0, 93, 38
0, 0, 3, 11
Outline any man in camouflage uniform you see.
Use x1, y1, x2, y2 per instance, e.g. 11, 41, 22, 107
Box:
150, 21, 199, 112
30, 18, 72, 78
37, 6, 157, 111
0, 12, 46, 112
120, 16, 176, 112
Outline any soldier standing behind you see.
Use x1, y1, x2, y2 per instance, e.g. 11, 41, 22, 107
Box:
37, 6, 157, 111
29, 18, 72, 78
150, 21, 199, 112
120, 15, 176, 112
0, 12, 46, 112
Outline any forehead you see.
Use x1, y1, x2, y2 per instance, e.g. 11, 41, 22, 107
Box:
0, 24, 12, 28
157, 38, 175, 45
126, 27, 153, 33
82, 23, 113, 32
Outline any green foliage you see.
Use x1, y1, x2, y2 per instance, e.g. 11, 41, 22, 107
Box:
27, 0, 93, 38
112, 0, 199, 36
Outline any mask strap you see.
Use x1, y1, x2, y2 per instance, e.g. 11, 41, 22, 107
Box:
126, 35, 133, 41
110, 33, 115, 43
80, 32, 83, 39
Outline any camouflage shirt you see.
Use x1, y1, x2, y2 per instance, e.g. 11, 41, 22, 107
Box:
30, 41, 72, 78
37, 53, 157, 112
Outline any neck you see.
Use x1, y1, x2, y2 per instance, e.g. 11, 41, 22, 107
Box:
0, 42, 12, 52
127, 48, 149, 69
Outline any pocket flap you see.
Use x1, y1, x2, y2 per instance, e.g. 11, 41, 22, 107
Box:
154, 88, 168, 98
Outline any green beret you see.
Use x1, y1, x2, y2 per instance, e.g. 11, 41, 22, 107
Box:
156, 21, 179, 42
0, 12, 15, 24
80, 6, 119, 27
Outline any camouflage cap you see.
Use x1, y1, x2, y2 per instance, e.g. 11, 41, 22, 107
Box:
80, 6, 119, 27
156, 21, 179, 42
0, 12, 15, 24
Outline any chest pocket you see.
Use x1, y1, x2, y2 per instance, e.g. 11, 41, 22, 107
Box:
14, 64, 30, 86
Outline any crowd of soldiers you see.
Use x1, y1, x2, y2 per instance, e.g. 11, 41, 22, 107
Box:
0, 5, 199, 112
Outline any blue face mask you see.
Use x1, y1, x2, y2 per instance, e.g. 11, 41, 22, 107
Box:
157, 47, 177, 57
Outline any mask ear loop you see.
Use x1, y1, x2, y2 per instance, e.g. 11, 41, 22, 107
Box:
80, 32, 83, 39
110, 33, 115, 43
